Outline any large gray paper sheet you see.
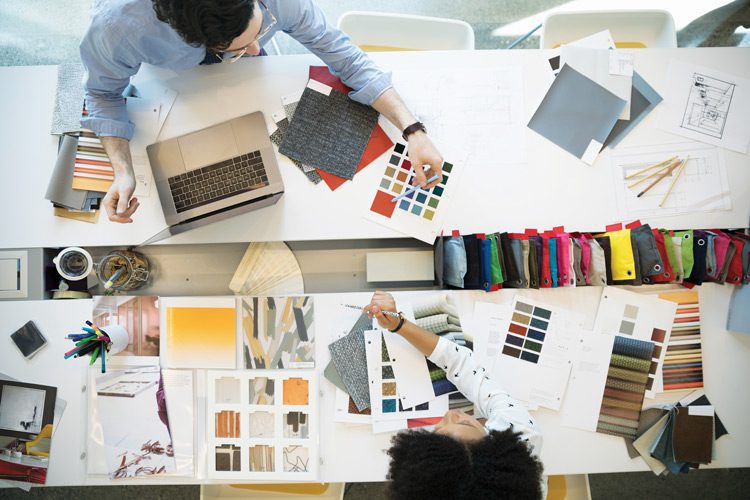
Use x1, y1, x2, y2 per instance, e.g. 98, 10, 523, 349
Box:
604, 72, 663, 149
45, 134, 87, 210
528, 64, 626, 165
279, 85, 378, 180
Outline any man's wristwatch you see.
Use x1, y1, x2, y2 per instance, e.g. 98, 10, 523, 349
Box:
389, 312, 406, 333
402, 121, 426, 141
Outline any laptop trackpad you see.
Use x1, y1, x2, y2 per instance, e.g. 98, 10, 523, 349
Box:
177, 122, 239, 171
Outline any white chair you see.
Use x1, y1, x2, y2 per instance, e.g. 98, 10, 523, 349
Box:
540, 10, 677, 49
337, 11, 475, 51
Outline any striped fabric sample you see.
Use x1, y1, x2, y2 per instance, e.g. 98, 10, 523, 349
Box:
596, 336, 654, 438
658, 290, 703, 390
72, 129, 114, 193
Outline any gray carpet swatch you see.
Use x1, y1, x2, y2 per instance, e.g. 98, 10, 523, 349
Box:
327, 313, 374, 411
279, 86, 378, 180
270, 117, 322, 184
50, 63, 85, 135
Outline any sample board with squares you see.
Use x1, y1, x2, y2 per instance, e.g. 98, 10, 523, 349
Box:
206, 370, 317, 480
476, 298, 577, 411
366, 142, 460, 243
501, 298, 554, 364
363, 330, 448, 423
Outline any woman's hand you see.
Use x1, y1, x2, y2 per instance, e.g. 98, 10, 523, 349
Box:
364, 290, 400, 331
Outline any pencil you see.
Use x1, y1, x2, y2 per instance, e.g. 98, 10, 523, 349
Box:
624, 156, 677, 180
628, 158, 682, 189
659, 157, 690, 207
391, 174, 441, 203
342, 304, 400, 317
636, 160, 683, 197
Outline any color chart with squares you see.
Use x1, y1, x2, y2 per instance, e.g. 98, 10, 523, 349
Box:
206, 370, 317, 480
366, 142, 459, 243
501, 299, 553, 364
364, 330, 448, 422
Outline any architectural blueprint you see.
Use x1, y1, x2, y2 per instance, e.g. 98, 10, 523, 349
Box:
660, 61, 750, 153
681, 73, 735, 139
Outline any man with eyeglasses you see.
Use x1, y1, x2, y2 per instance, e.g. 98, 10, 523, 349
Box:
80, 0, 444, 224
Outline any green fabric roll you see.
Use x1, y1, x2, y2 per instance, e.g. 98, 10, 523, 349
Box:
598, 413, 639, 430
487, 233, 504, 284
597, 422, 637, 438
674, 230, 694, 278
661, 230, 679, 280
606, 377, 645, 393
607, 366, 650, 384
610, 354, 652, 373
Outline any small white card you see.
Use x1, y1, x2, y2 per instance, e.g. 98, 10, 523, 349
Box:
581, 139, 603, 165
609, 50, 634, 77
307, 79, 333, 96
688, 405, 714, 417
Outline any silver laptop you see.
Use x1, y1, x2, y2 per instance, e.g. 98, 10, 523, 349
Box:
143, 111, 283, 245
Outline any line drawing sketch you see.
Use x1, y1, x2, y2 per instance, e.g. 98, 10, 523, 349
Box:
680, 73, 735, 139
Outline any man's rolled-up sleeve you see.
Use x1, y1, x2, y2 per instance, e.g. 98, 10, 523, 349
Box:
279, 0, 393, 105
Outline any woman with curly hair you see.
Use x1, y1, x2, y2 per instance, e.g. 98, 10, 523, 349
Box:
364, 291, 547, 500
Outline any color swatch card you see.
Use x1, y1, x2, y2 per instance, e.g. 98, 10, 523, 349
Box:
366, 142, 460, 243
562, 333, 654, 439
477, 299, 576, 410
382, 329, 438, 409
206, 370, 317, 480
656, 290, 704, 391
161, 297, 237, 369
593, 287, 677, 397
241, 296, 315, 370
364, 330, 448, 424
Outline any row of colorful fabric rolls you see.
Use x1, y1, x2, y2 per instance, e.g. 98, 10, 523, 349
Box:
434, 222, 750, 291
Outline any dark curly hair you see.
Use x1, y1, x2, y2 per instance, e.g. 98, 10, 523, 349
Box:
386, 428, 543, 500
152, 0, 255, 51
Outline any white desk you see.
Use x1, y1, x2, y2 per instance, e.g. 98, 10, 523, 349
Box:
1, 48, 749, 249
1, 286, 749, 486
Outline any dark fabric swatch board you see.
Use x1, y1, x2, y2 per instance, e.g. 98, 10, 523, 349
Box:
433, 224, 750, 292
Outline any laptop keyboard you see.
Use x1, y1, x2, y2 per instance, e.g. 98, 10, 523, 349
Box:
168, 150, 268, 213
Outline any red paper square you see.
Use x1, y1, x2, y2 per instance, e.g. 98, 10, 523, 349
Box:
370, 190, 397, 218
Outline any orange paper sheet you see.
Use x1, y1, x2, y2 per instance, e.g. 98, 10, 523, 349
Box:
166, 307, 236, 368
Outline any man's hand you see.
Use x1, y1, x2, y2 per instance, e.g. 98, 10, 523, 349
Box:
99, 136, 139, 224
103, 173, 139, 223
364, 290, 400, 331
407, 131, 444, 189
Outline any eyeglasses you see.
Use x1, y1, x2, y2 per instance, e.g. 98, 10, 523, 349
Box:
217, 0, 276, 64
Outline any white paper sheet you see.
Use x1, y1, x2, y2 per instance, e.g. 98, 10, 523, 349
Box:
547, 30, 615, 77
610, 142, 731, 219
162, 369, 194, 477
382, 330, 436, 409
560, 331, 614, 432
560, 46, 632, 120
364, 330, 448, 423
660, 60, 750, 153
95, 365, 176, 478
592, 287, 677, 397
477, 298, 575, 411
392, 66, 526, 166
128, 97, 161, 198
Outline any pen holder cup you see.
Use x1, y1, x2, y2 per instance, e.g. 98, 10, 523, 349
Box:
103, 324, 129, 356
